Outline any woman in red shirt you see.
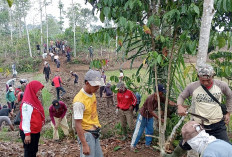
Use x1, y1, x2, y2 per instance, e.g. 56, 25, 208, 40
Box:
19, 80, 45, 157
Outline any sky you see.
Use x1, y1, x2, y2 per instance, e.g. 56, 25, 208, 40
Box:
26, 0, 99, 29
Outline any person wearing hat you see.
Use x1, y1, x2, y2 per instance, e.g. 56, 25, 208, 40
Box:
19, 79, 28, 92
164, 63, 232, 157
176, 121, 232, 157
103, 82, 114, 107
49, 100, 69, 141
99, 70, 106, 98
6, 87, 16, 111
73, 69, 104, 157
130, 84, 177, 150
70, 71, 79, 85
6, 78, 16, 92
116, 82, 137, 140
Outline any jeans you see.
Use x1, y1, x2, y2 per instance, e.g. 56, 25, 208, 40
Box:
78, 132, 103, 157
99, 86, 105, 98
180, 120, 230, 150
56, 87, 66, 100
45, 73, 50, 82
7, 101, 15, 110
131, 114, 154, 147
20, 130, 40, 157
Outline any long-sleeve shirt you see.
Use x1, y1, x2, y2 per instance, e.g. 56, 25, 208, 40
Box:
6, 91, 16, 102
117, 89, 137, 110
43, 66, 51, 75
52, 76, 63, 88
49, 101, 67, 125
177, 79, 232, 125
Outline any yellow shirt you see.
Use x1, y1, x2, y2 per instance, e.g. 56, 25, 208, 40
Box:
73, 89, 101, 130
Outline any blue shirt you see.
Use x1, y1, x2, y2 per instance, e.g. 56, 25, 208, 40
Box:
203, 139, 232, 157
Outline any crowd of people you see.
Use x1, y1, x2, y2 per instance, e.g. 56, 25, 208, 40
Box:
1, 49, 232, 157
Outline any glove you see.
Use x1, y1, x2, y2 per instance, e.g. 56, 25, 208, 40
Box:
115, 108, 119, 115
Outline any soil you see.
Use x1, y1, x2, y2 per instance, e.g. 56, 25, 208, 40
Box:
0, 53, 160, 157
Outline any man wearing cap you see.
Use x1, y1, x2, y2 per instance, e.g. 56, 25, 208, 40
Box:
174, 121, 232, 157
19, 79, 28, 92
116, 82, 137, 140
6, 87, 16, 110
164, 63, 232, 157
73, 69, 104, 157
49, 100, 69, 141
131, 84, 177, 150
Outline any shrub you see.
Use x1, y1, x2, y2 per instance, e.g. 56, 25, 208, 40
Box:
16, 58, 42, 72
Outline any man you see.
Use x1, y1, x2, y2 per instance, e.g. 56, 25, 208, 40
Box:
103, 82, 114, 107
116, 82, 137, 140
43, 62, 51, 82
12, 63, 17, 78
70, 71, 79, 85
176, 121, 232, 157
163, 63, 232, 157
6, 87, 16, 110
52, 74, 66, 100
88, 46, 93, 60
0, 105, 13, 117
6, 78, 16, 92
49, 100, 69, 141
19, 79, 28, 92
99, 70, 106, 98
36, 43, 40, 55
73, 69, 104, 157
131, 84, 176, 150
0, 116, 14, 131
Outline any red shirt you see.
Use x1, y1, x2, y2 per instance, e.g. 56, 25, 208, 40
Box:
49, 101, 67, 125
117, 89, 137, 110
52, 76, 63, 88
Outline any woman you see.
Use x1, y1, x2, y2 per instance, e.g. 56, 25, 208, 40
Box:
19, 80, 45, 157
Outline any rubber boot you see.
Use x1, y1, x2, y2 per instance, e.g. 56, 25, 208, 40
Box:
162, 145, 187, 157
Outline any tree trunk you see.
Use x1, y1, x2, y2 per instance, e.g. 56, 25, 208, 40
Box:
197, 0, 215, 67
40, 0, 43, 53
72, 0, 76, 57
24, 16, 32, 57
45, 3, 49, 52
9, 8, 13, 42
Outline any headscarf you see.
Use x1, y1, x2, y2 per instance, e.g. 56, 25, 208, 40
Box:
21, 80, 45, 123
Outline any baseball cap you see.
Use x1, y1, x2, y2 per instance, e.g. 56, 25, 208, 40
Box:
157, 84, 166, 93
9, 87, 14, 91
52, 100, 60, 109
197, 63, 215, 77
181, 121, 203, 144
84, 70, 105, 86
20, 79, 28, 84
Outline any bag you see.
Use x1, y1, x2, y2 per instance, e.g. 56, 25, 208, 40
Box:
201, 85, 227, 115
14, 111, 21, 125
85, 128, 101, 139
51, 81, 54, 86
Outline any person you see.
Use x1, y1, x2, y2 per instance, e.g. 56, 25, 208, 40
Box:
103, 82, 114, 107
73, 69, 104, 157
163, 63, 232, 157
175, 121, 232, 157
130, 84, 177, 150
56, 59, 60, 72
6, 87, 16, 110
119, 69, 124, 82
20, 79, 28, 92
49, 52, 55, 61
134, 91, 141, 114
36, 43, 40, 55
0, 105, 13, 117
54, 55, 59, 64
70, 71, 79, 85
88, 46, 93, 60
6, 78, 16, 92
52, 74, 66, 100
42, 52, 47, 59
99, 71, 106, 98
0, 116, 14, 131
12, 63, 17, 78
49, 100, 69, 141
66, 51, 71, 62
43, 63, 51, 82
116, 82, 137, 140
19, 80, 45, 157
14, 85, 22, 97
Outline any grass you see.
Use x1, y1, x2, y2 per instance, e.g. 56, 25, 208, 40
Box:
33, 74, 54, 117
